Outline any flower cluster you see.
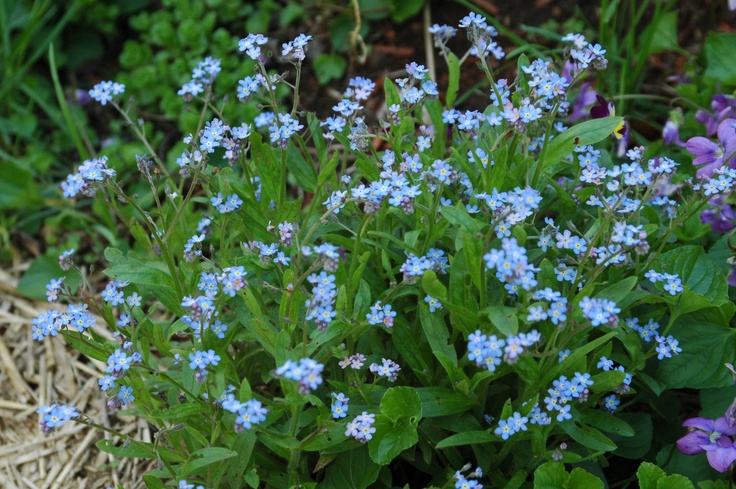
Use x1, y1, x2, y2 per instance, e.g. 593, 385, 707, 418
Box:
37, 403, 79, 434
59, 248, 75, 271
178, 480, 211, 489
61, 156, 116, 198
453, 465, 484, 489
88, 80, 125, 106
276, 358, 324, 394
105, 348, 140, 378
189, 349, 221, 382
31, 303, 96, 341
330, 392, 349, 419
400, 248, 449, 283
366, 301, 397, 328
210, 192, 243, 214
369, 358, 401, 382
222, 395, 268, 432
178, 56, 221, 100
483, 237, 539, 294
579, 297, 621, 327
644, 270, 683, 296
304, 271, 337, 329
345, 412, 376, 442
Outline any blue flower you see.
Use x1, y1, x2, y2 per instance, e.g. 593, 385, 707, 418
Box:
118, 386, 135, 405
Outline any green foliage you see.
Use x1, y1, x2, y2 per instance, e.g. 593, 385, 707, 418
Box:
14, 3, 736, 489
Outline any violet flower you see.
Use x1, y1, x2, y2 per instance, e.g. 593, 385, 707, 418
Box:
696, 94, 736, 136
663, 108, 685, 146
569, 82, 597, 122
701, 194, 736, 233
686, 118, 736, 178
677, 416, 736, 472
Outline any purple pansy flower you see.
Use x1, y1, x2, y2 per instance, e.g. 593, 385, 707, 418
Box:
686, 118, 736, 177
677, 416, 736, 472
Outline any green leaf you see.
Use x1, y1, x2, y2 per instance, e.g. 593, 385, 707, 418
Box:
637, 462, 666, 489
0, 162, 41, 210
384, 77, 400, 109
534, 462, 568, 489
446, 52, 461, 107
657, 475, 695, 489
415, 387, 476, 417
368, 414, 419, 465
657, 246, 729, 317
149, 402, 205, 420
321, 446, 380, 488
582, 410, 634, 437
104, 248, 183, 315
317, 151, 340, 186
16, 255, 80, 300
588, 370, 625, 394
565, 468, 604, 489
705, 33, 736, 84
594, 276, 637, 304
609, 413, 652, 460
97, 438, 159, 460
538, 117, 624, 186
313, 53, 347, 85
185, 447, 237, 473
435, 430, 496, 449
60, 331, 109, 362
422, 269, 448, 301
647, 10, 679, 54
380, 386, 422, 423
560, 422, 617, 452
420, 304, 457, 370
441, 204, 484, 233
655, 318, 736, 389
389, 0, 423, 22
486, 306, 519, 336
286, 144, 317, 193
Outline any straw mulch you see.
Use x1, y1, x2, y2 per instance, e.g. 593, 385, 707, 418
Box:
0, 266, 154, 489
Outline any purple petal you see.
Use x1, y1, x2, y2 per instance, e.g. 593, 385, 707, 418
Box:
686, 136, 718, 158
677, 431, 710, 455
683, 417, 716, 431
716, 417, 736, 436
703, 442, 736, 472
696, 159, 723, 178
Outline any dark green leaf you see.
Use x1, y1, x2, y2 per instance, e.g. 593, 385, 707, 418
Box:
538, 117, 624, 185
321, 446, 380, 488
60, 331, 109, 362
185, 447, 237, 473
609, 413, 652, 460
655, 318, 736, 389
657, 246, 729, 317
534, 461, 568, 489
560, 421, 617, 452
486, 305, 519, 336
368, 414, 419, 465
446, 52, 461, 107
313, 53, 347, 85
594, 276, 637, 304
565, 468, 604, 489
96, 438, 158, 460
415, 388, 475, 417
435, 430, 496, 449
705, 33, 736, 84
150, 402, 205, 420
380, 386, 422, 423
